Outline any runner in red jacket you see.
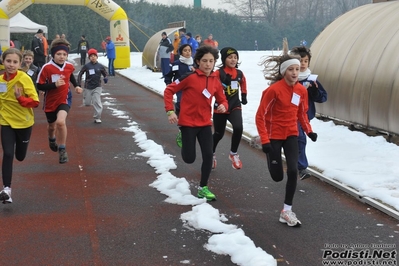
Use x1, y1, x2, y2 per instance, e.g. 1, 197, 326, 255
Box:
255, 38, 318, 227
164, 45, 228, 201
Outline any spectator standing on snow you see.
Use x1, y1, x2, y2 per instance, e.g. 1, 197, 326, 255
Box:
158, 31, 173, 77
105, 36, 116, 76
185, 32, 198, 57
77, 35, 90, 66
31, 29, 46, 68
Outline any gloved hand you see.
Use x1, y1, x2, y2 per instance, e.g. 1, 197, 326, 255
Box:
222, 74, 232, 86
103, 77, 108, 84
308, 83, 319, 98
262, 143, 273, 154
308, 132, 318, 142
241, 93, 247, 105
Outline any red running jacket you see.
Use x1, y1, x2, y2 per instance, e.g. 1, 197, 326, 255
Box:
164, 69, 228, 127
255, 78, 313, 144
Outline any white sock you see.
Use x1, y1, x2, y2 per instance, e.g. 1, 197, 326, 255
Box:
283, 204, 292, 211
230, 151, 237, 155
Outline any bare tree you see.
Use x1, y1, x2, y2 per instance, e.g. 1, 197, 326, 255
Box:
220, 0, 263, 22
222, 0, 372, 26
256, 0, 282, 25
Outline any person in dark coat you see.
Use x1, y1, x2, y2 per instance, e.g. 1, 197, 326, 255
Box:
31, 29, 46, 68
158, 32, 173, 77
77, 35, 90, 66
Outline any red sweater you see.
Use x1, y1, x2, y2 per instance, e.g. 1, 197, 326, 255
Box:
164, 69, 228, 127
255, 79, 312, 144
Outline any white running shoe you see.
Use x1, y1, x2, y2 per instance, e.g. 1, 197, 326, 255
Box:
279, 210, 301, 227
94, 119, 102, 124
0, 187, 12, 204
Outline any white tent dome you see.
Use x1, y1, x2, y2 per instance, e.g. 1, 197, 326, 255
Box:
311, 1, 399, 134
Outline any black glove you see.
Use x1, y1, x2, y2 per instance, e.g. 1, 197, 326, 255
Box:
103, 77, 108, 84
222, 74, 232, 86
241, 93, 247, 105
262, 143, 273, 154
308, 83, 319, 98
308, 132, 318, 142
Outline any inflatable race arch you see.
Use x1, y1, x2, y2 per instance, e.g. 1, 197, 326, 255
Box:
0, 0, 130, 68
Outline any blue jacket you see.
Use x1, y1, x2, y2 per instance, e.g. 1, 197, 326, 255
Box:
186, 37, 199, 56
299, 79, 327, 120
164, 59, 193, 103
106, 41, 116, 59
180, 35, 187, 46
164, 59, 192, 85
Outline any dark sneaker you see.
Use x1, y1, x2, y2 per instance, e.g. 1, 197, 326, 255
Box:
299, 169, 311, 180
59, 149, 69, 164
0, 187, 12, 204
49, 139, 58, 152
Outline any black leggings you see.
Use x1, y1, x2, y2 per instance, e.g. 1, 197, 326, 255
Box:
265, 136, 298, 206
213, 109, 243, 153
180, 126, 213, 187
1, 126, 33, 187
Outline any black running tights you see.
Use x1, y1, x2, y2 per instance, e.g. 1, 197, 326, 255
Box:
265, 136, 299, 206
180, 126, 213, 187
1, 126, 33, 187
212, 109, 243, 153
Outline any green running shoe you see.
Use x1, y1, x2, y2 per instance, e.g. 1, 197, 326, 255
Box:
197, 186, 216, 201
176, 131, 182, 148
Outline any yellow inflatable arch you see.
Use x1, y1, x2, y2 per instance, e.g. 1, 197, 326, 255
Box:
0, 0, 130, 68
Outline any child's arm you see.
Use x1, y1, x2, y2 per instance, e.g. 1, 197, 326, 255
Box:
240, 72, 248, 105
77, 66, 86, 86
14, 86, 39, 108
101, 67, 108, 84
164, 67, 174, 85
70, 74, 83, 94
308, 80, 327, 103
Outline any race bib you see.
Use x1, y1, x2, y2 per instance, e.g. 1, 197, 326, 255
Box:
231, 81, 238, 90
51, 74, 60, 82
27, 69, 34, 76
0, 82, 7, 93
202, 88, 211, 99
291, 92, 300, 106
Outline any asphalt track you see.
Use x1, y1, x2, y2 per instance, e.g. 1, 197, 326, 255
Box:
1, 72, 398, 266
